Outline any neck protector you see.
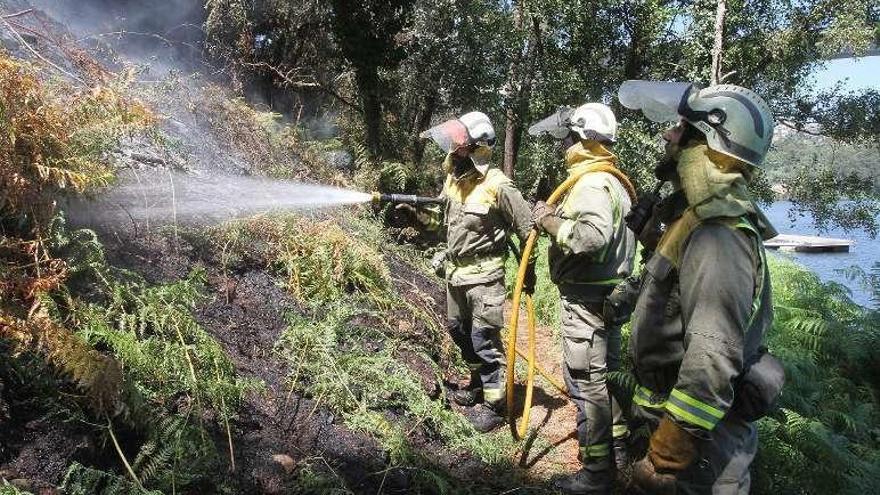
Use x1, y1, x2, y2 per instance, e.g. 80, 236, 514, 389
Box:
656, 144, 777, 267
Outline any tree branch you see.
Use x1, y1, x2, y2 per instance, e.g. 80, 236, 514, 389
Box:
241, 61, 362, 113
0, 17, 86, 85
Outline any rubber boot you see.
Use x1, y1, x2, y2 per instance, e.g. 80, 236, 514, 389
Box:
468, 402, 505, 433
554, 466, 612, 495
451, 369, 483, 406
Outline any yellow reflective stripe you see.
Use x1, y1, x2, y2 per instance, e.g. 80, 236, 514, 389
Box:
446, 255, 505, 278
483, 387, 504, 403
666, 389, 724, 430
580, 443, 610, 459
669, 389, 725, 419
666, 401, 717, 430
632, 385, 666, 409
612, 424, 630, 438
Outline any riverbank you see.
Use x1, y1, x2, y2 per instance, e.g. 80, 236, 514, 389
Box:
764, 201, 878, 307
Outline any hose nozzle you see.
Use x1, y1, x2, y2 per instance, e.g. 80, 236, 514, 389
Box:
370, 192, 443, 205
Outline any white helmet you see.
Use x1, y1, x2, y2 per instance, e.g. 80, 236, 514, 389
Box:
420, 111, 496, 152
527, 103, 617, 143
569, 103, 617, 142
457, 111, 496, 148
618, 80, 774, 167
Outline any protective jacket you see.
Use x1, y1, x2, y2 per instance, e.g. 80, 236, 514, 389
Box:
629, 144, 776, 435
436, 155, 533, 286
548, 141, 635, 299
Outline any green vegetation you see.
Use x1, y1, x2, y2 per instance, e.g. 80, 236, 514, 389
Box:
764, 133, 880, 235
752, 256, 880, 494
204, 0, 879, 233
3, 2, 880, 492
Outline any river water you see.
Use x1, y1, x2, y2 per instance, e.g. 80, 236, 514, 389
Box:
763, 201, 878, 308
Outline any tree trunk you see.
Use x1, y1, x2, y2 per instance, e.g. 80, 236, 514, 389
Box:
502, 4, 540, 178
503, 110, 521, 178
711, 0, 727, 85
355, 67, 383, 158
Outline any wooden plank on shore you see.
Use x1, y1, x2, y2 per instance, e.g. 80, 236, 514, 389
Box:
764, 234, 853, 253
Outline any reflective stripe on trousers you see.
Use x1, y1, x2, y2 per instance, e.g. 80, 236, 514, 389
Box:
446, 279, 506, 405
560, 295, 627, 469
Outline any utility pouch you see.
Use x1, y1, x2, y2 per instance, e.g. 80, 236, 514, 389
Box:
731, 348, 785, 422
602, 274, 642, 326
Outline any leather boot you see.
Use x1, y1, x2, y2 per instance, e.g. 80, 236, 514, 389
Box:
451, 387, 483, 406
451, 370, 483, 406
467, 403, 505, 433
554, 466, 612, 495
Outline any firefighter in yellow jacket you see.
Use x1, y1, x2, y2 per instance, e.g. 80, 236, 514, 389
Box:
527, 103, 636, 494
416, 111, 536, 432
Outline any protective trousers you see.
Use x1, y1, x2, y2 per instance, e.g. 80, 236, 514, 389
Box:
677, 414, 757, 494
446, 280, 506, 405
560, 293, 627, 470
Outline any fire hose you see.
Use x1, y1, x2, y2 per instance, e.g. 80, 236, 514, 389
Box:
505, 163, 637, 440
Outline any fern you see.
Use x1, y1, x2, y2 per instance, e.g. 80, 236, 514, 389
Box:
750, 258, 880, 493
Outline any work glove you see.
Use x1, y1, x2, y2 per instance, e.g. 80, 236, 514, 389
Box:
396, 203, 434, 227
522, 260, 537, 295
532, 201, 563, 237
632, 416, 700, 494
531, 201, 555, 231
430, 250, 447, 279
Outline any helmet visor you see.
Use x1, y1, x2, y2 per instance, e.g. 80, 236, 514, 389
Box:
618, 80, 695, 123
419, 119, 470, 152
527, 106, 574, 139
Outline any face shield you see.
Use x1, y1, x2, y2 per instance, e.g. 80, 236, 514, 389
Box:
527, 107, 574, 139
618, 80, 696, 123
419, 119, 471, 153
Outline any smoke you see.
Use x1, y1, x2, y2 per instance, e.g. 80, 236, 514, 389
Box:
65, 170, 374, 232
29, 0, 206, 71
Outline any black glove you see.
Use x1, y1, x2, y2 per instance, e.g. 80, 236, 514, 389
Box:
602, 275, 641, 326
632, 456, 677, 495
522, 260, 537, 295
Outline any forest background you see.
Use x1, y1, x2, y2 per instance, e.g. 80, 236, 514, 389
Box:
0, 0, 879, 494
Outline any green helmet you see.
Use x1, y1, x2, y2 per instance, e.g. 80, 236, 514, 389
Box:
618, 81, 775, 167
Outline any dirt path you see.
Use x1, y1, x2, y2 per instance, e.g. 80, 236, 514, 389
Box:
504, 301, 582, 479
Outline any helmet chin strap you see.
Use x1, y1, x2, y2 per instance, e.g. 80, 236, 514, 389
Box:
561, 132, 578, 150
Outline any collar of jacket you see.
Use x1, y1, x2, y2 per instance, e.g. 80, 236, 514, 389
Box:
444, 153, 490, 180
676, 144, 776, 239
656, 145, 778, 268
564, 140, 618, 175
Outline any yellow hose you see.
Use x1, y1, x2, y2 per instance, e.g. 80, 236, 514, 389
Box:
505, 163, 636, 440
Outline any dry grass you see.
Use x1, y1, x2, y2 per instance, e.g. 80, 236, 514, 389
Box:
0, 52, 155, 414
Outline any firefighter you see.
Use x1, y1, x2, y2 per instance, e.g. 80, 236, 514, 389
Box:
413, 111, 536, 432
528, 103, 636, 494
617, 80, 785, 494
